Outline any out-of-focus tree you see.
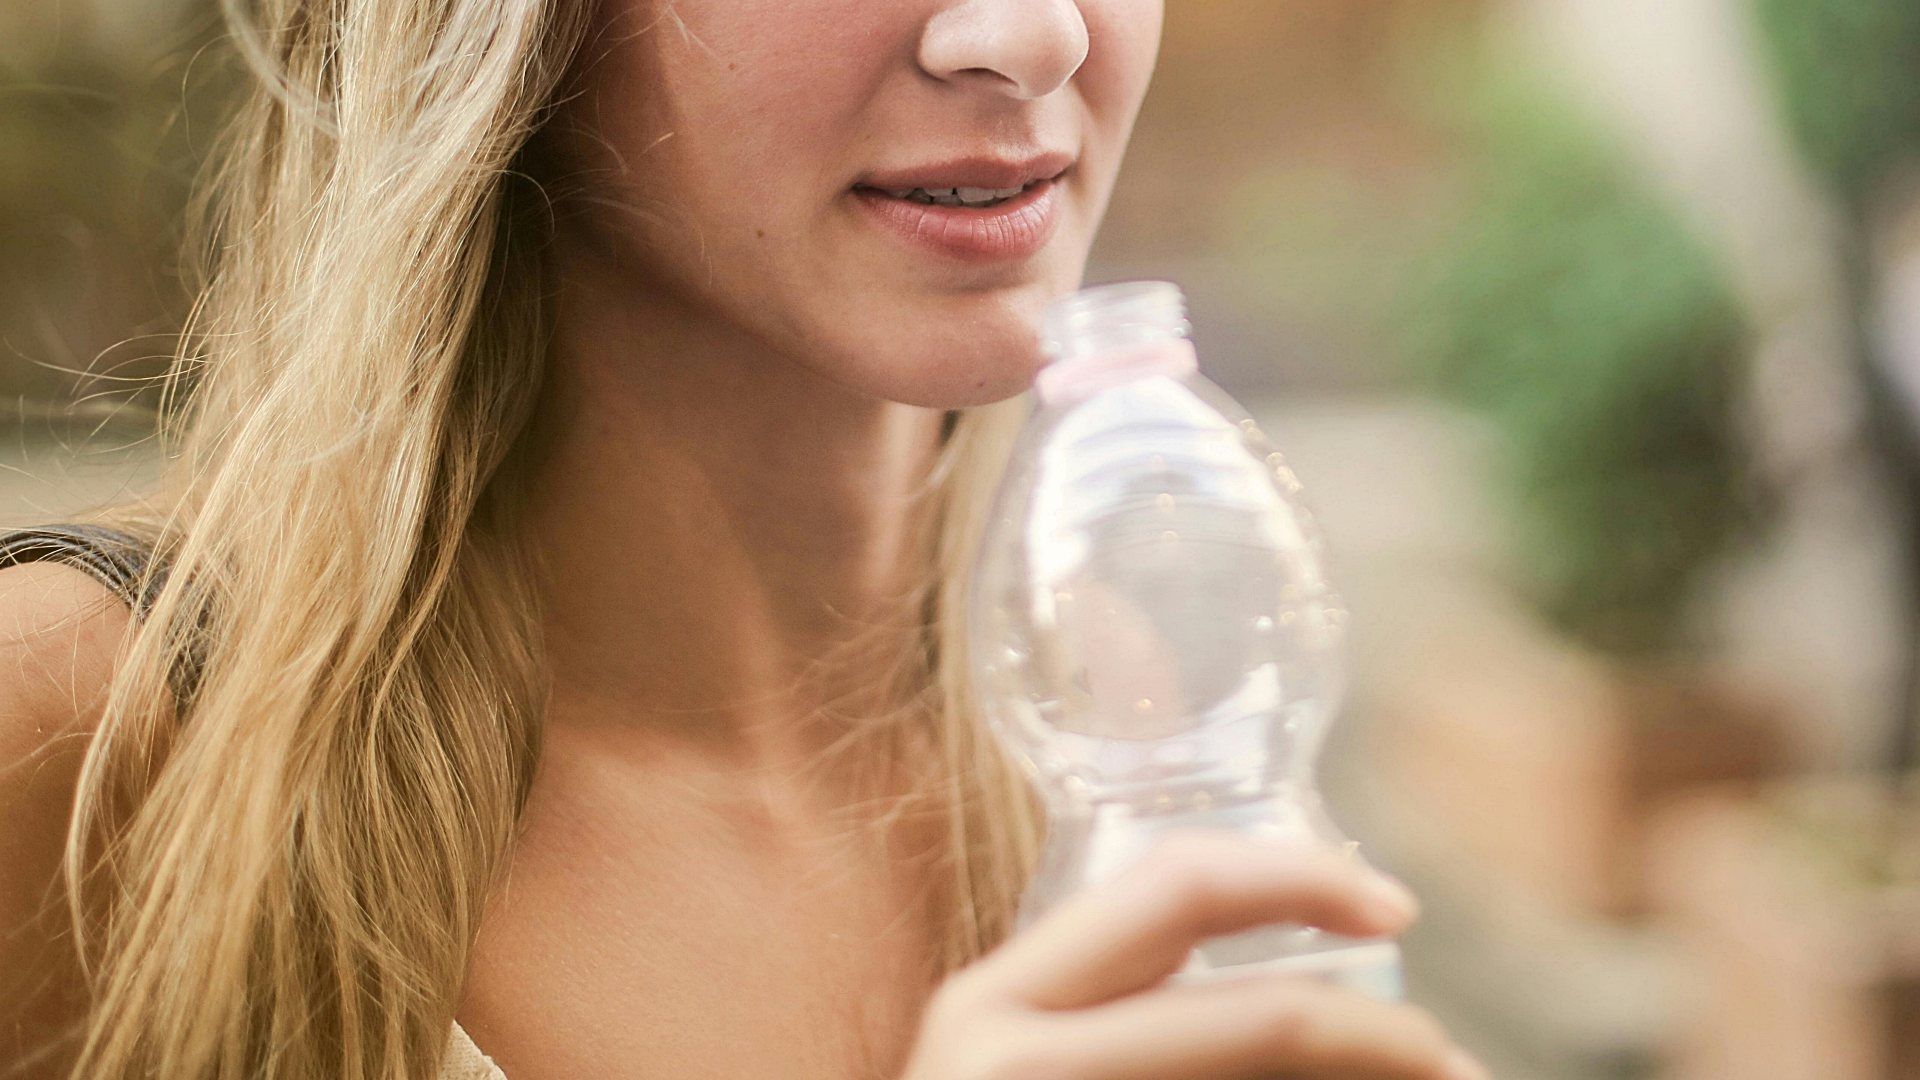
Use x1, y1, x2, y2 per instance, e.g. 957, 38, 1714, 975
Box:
1749, 0, 1920, 217
1404, 50, 1765, 658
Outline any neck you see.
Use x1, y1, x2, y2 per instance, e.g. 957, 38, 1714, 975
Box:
521, 245, 950, 769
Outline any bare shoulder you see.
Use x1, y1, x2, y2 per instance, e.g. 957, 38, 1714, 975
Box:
0, 561, 136, 1076
0, 560, 134, 758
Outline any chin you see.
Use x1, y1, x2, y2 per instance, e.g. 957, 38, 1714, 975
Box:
837, 297, 1066, 408
851, 274, 1084, 408
825, 332, 1044, 409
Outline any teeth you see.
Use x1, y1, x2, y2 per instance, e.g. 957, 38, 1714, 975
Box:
957, 186, 1024, 203
877, 183, 1030, 207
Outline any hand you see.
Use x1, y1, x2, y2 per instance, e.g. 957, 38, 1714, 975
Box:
900, 832, 1489, 1080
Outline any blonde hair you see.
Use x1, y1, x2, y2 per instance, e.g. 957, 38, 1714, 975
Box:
55, 0, 1042, 1076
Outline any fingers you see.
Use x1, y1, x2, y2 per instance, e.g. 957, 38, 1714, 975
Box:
970, 831, 1418, 1010
1030, 975, 1486, 1080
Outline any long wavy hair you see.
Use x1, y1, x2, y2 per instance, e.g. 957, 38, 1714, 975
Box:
55, 0, 1042, 1075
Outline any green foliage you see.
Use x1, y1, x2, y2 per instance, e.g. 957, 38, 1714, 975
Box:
1405, 59, 1762, 657
1748, 0, 1920, 209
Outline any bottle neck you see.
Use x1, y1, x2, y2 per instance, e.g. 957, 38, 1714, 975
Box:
1035, 281, 1197, 406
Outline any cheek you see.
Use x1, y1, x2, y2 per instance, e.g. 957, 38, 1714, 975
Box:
647, 1, 886, 226
1080, 0, 1164, 148
562, 0, 887, 265
556, 0, 1166, 410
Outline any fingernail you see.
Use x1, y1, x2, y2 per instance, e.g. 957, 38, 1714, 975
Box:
1444, 1048, 1493, 1080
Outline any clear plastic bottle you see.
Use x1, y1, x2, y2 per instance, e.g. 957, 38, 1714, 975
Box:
967, 280, 1403, 998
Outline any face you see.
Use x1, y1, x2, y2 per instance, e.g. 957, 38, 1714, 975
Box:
546, 0, 1164, 408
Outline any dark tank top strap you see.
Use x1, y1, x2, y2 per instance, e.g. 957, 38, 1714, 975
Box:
0, 523, 166, 617
0, 523, 201, 700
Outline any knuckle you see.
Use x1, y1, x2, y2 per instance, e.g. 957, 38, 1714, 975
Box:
1151, 870, 1222, 936
1259, 982, 1387, 1064
1257, 990, 1323, 1056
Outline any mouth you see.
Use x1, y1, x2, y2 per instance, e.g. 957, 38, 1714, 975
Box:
854, 179, 1048, 210
848, 154, 1074, 263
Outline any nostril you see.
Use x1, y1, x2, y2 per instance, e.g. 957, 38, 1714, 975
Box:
956, 66, 1018, 85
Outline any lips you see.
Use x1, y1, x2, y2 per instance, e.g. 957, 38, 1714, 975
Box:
854, 151, 1076, 194
852, 178, 1062, 262
850, 152, 1074, 263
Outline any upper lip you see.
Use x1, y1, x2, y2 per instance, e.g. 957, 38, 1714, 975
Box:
854, 150, 1075, 192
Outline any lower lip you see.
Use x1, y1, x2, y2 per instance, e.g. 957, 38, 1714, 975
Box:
850, 178, 1062, 263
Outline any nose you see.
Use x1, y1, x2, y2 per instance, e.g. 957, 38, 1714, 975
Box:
918, 0, 1090, 100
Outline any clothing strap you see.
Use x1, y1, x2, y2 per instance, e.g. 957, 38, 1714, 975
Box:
0, 524, 165, 615
1, 522, 207, 703
2, 525, 496, 1079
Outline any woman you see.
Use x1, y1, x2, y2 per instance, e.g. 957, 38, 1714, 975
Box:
0, 0, 1488, 1077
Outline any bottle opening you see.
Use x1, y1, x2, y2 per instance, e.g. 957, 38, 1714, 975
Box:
1036, 281, 1197, 405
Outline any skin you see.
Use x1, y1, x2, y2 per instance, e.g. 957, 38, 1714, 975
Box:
459, 0, 1489, 1077
0, 569, 128, 1079
459, 2, 1156, 1073
0, 1, 1488, 1077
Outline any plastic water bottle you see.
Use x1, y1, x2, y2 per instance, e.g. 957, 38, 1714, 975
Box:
967, 280, 1403, 999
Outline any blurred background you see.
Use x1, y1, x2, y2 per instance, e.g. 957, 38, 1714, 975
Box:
4, 1, 1918, 1077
